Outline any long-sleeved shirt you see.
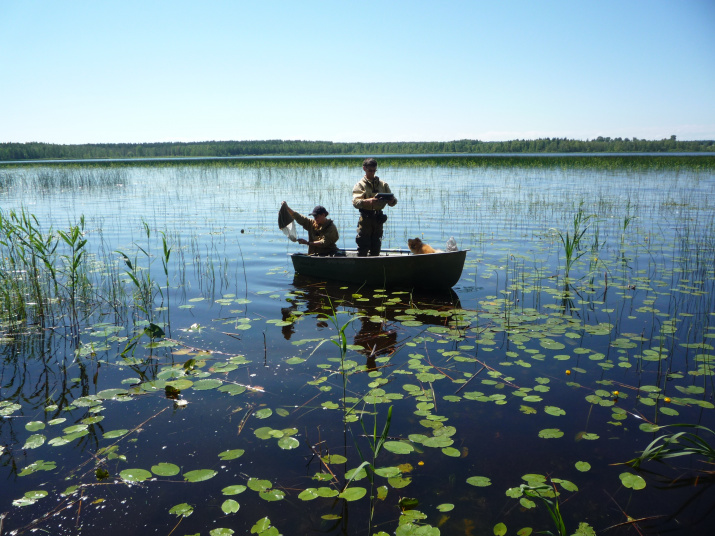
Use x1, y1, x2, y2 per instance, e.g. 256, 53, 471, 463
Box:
352, 176, 393, 212
292, 212, 339, 255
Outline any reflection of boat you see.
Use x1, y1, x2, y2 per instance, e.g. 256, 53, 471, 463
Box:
290, 249, 467, 290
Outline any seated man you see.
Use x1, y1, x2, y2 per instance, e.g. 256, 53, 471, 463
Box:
281, 202, 339, 256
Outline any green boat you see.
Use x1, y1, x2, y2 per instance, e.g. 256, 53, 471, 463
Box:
289, 249, 467, 290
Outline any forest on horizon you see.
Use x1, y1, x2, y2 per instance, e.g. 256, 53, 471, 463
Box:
1, 136, 714, 161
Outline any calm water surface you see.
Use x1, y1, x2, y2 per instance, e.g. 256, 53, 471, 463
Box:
0, 160, 714, 536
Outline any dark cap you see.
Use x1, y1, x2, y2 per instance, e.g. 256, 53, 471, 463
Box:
310, 205, 328, 216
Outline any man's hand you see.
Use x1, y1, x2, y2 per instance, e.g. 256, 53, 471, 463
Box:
387, 197, 397, 207
298, 238, 309, 246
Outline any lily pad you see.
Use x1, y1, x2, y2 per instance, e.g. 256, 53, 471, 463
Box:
120, 468, 153, 482
183, 469, 217, 482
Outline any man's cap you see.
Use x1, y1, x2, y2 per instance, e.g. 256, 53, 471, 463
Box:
311, 205, 328, 216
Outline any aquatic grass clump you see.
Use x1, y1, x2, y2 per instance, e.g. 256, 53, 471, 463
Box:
625, 423, 715, 470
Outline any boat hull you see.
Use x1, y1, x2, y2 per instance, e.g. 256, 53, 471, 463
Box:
290, 249, 467, 290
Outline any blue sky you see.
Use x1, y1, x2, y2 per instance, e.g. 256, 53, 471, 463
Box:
1, 0, 714, 144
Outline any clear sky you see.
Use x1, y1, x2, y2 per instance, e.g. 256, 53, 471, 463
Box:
1, 0, 714, 144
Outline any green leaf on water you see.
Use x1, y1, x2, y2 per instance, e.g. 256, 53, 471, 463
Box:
221, 499, 240, 514
104, 429, 129, 439
544, 406, 565, 416
383, 441, 415, 454
23, 434, 46, 449
254, 408, 273, 419
217, 384, 246, 396
278, 437, 300, 450
151, 463, 180, 476
538, 428, 564, 439
388, 476, 412, 489
192, 379, 223, 390
298, 488, 319, 501
210, 529, 234, 536
169, 503, 194, 517
259, 489, 285, 501
466, 476, 492, 487
18, 459, 56, 476
183, 469, 217, 482
437, 503, 454, 512
120, 468, 152, 482
575, 461, 591, 472
25, 421, 45, 432
218, 449, 245, 460
619, 472, 646, 490
247, 478, 272, 492
222, 485, 247, 495
339, 487, 367, 501
517, 528, 533, 536
322, 454, 348, 464
442, 447, 461, 457
494, 522, 507, 535
24, 490, 48, 500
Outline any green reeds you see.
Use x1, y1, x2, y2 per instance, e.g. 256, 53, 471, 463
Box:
625, 423, 715, 469
551, 202, 594, 281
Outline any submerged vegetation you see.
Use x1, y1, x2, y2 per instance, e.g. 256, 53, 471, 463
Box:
0, 159, 714, 535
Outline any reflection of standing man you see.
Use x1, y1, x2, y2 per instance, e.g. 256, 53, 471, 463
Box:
352, 158, 398, 256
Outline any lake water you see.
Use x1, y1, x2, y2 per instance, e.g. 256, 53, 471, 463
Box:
1, 158, 714, 536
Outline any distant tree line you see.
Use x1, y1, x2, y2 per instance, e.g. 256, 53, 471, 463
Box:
1, 136, 713, 161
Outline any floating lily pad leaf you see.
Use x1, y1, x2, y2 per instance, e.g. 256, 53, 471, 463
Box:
540, 339, 565, 350
575, 461, 591, 472
659, 407, 679, 416
538, 428, 564, 439
494, 523, 507, 536
192, 379, 222, 391
259, 489, 285, 501
322, 454, 348, 464
437, 503, 454, 512
169, 503, 194, 517
298, 488, 319, 501
516, 528, 533, 536
466, 476, 492, 487
441, 447, 461, 457
48, 418, 66, 426
13, 497, 38, 507
520, 497, 536, 509
374, 466, 401, 478
285, 357, 305, 364
19, 460, 56, 476
23, 434, 46, 449
184, 469, 217, 482
544, 406, 565, 416
25, 421, 45, 432
554, 478, 578, 492
639, 423, 662, 432
339, 487, 367, 501
402, 320, 424, 327
520, 405, 537, 415
24, 490, 48, 500
222, 484, 247, 495
103, 429, 129, 439
619, 472, 646, 490
247, 478, 272, 492
316, 487, 339, 497
580, 433, 599, 440
82, 415, 104, 424
96, 389, 129, 400
254, 427, 274, 440
505, 487, 523, 498
166, 379, 194, 390
278, 437, 300, 450
210, 529, 234, 536
151, 463, 180, 477
218, 384, 246, 396
423, 436, 454, 448
383, 441, 415, 455
522, 395, 543, 403
388, 476, 412, 489
221, 499, 240, 514
219, 449, 245, 460
254, 408, 273, 419
64, 424, 89, 434
120, 468, 152, 482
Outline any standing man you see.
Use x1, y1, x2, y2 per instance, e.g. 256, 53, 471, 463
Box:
352, 158, 398, 256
